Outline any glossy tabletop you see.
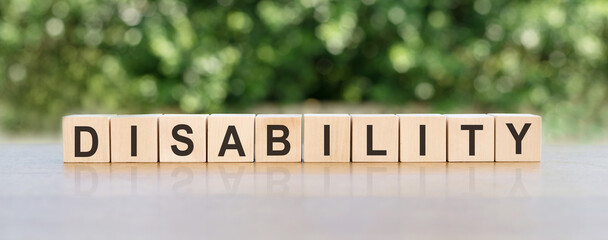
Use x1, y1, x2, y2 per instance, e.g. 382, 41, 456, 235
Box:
1, 144, 607, 239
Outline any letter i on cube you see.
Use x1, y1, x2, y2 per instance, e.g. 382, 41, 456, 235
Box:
110, 114, 160, 162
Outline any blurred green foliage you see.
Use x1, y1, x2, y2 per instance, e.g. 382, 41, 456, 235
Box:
0, 0, 607, 141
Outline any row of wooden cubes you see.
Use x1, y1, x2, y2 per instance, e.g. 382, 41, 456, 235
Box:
63, 114, 541, 163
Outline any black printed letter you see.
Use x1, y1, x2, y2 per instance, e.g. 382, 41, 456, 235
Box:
324, 125, 330, 156
171, 124, 194, 156
420, 125, 426, 156
507, 123, 531, 154
219, 125, 245, 157
461, 125, 483, 156
367, 125, 387, 156
131, 125, 137, 156
75, 126, 98, 157
267, 125, 290, 156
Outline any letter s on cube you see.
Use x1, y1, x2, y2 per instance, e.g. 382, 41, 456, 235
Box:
159, 114, 208, 162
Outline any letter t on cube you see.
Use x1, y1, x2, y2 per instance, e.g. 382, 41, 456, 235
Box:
446, 114, 494, 162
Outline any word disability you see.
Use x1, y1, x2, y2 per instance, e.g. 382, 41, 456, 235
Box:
62, 114, 541, 163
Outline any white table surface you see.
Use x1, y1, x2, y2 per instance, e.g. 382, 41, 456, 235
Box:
1, 144, 607, 239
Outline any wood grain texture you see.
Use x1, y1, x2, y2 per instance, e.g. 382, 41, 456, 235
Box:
255, 114, 302, 162
110, 115, 160, 162
62, 115, 113, 162
303, 114, 351, 162
398, 114, 446, 162
207, 114, 255, 162
446, 114, 494, 162
159, 114, 208, 162
351, 114, 399, 162
490, 114, 541, 162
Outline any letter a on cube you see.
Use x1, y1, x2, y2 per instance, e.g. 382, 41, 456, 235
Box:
159, 114, 208, 162
255, 114, 302, 162
208, 114, 255, 162
63, 115, 113, 162
490, 114, 541, 162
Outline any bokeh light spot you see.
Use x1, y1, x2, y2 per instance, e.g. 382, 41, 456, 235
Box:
45, 18, 64, 37
415, 82, 435, 100
8, 64, 27, 82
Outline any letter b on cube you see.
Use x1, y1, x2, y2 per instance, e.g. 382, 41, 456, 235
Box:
255, 114, 302, 162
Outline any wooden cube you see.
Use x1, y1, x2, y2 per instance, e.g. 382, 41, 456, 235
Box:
110, 114, 160, 163
490, 114, 541, 162
208, 114, 255, 162
398, 114, 446, 162
446, 114, 494, 162
63, 115, 113, 162
255, 114, 302, 162
159, 114, 208, 162
351, 114, 399, 162
303, 114, 351, 162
